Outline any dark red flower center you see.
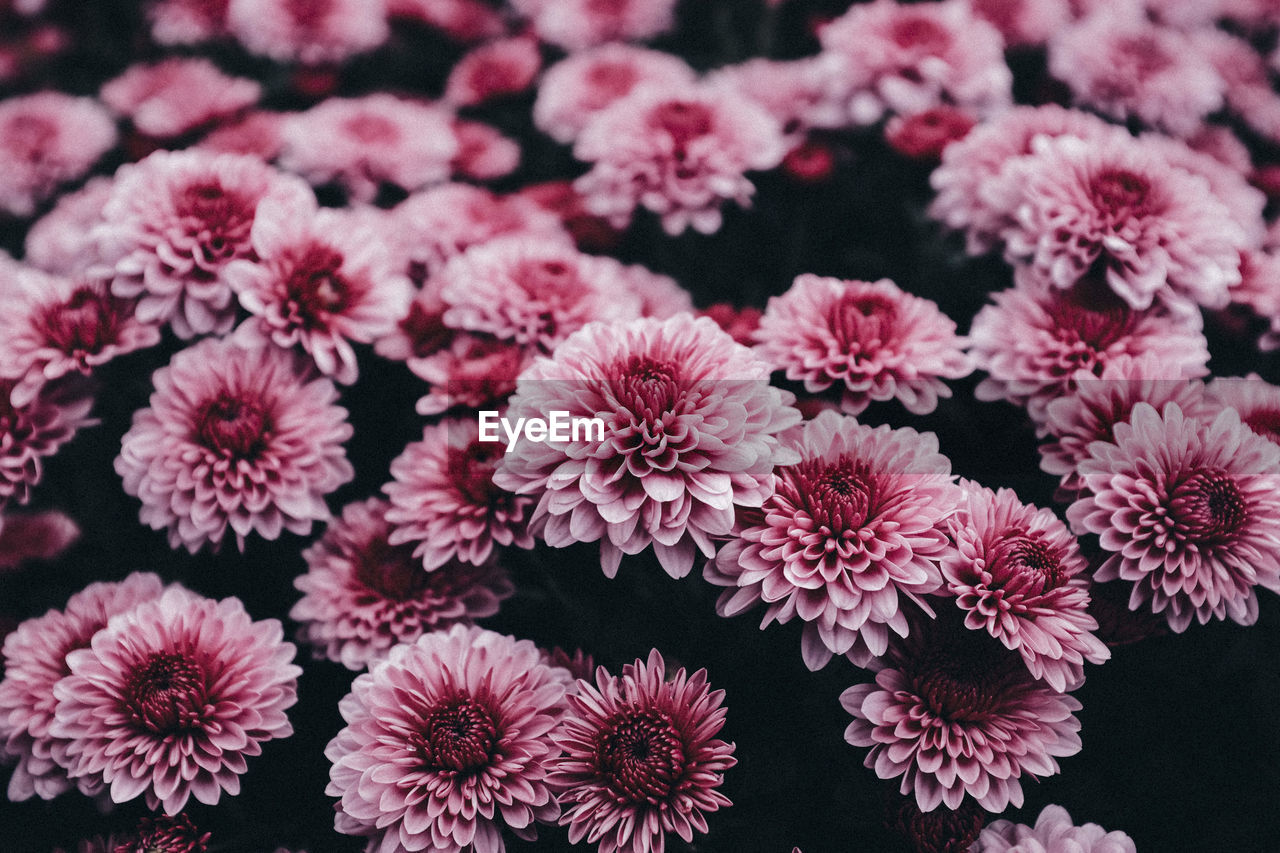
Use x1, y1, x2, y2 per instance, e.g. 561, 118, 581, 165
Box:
649, 101, 713, 150
831, 291, 899, 357
400, 299, 453, 359
3, 114, 58, 162
987, 531, 1064, 595
194, 391, 272, 458
889, 15, 951, 52
116, 813, 211, 853
1117, 34, 1174, 79
36, 284, 120, 356
354, 537, 430, 601
123, 652, 207, 734
283, 243, 350, 327
414, 695, 497, 773
586, 61, 639, 98
341, 113, 400, 145
1090, 168, 1153, 220
177, 181, 254, 269
448, 439, 505, 507
909, 630, 1018, 721
1243, 409, 1280, 445
595, 708, 686, 804
619, 356, 682, 418
1171, 470, 1248, 541
1047, 278, 1139, 361
778, 456, 877, 533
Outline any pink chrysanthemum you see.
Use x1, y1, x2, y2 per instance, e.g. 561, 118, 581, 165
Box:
817, 0, 1012, 126
226, 0, 389, 64
146, 0, 231, 45
0, 91, 117, 218
115, 813, 211, 853
969, 271, 1211, 424
549, 649, 735, 853
94, 149, 312, 340
1197, 29, 1280, 147
1067, 402, 1280, 631
510, 0, 678, 51
707, 57, 847, 141
278, 94, 457, 202
384, 418, 536, 571
444, 36, 541, 108
573, 83, 786, 235
450, 117, 521, 181
706, 410, 958, 670
387, 0, 504, 42
941, 483, 1108, 691
99, 58, 261, 141
51, 587, 300, 814
0, 573, 165, 801
224, 195, 412, 385
23, 177, 114, 275
494, 315, 801, 579
0, 267, 160, 407
963, 0, 1070, 47
755, 274, 972, 416
196, 110, 288, 160
0, 508, 79, 571
410, 332, 531, 416
841, 619, 1083, 812
971, 804, 1137, 853
115, 337, 353, 553
291, 497, 514, 671
326, 624, 566, 853
0, 378, 95, 511
1207, 375, 1280, 446
534, 45, 696, 145
883, 106, 977, 162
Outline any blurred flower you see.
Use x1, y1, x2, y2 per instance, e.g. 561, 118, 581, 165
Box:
100, 58, 260, 141
449, 117, 521, 181
444, 36, 542, 108
707, 57, 846, 140
0, 508, 78, 571
884, 106, 975, 161
884, 794, 986, 853
113, 813, 210, 853
408, 332, 531, 416
146, 0, 231, 46
226, 0, 389, 64
962, 0, 1069, 47
386, 0, 504, 41
699, 303, 761, 347
0, 378, 95, 511
1207, 375, 1280, 445
23, 177, 114, 275
0, 92, 117, 218
511, 0, 678, 51
196, 110, 288, 160
971, 804, 1136, 852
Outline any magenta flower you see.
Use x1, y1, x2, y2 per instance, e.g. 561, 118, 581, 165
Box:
408, 332, 531, 416
115, 337, 354, 553
706, 410, 958, 670
549, 649, 735, 853
444, 36, 541, 108
226, 0, 389, 64
0, 91, 117, 218
51, 587, 300, 814
494, 315, 801, 580
971, 804, 1137, 853
326, 624, 567, 853
754, 274, 972, 416
99, 58, 261, 141
196, 110, 287, 161
1067, 402, 1280, 632
291, 497, 514, 671
450, 117, 521, 182
510, 0, 678, 51
0, 378, 95, 511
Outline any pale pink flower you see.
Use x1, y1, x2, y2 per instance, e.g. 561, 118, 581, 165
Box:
971, 804, 1137, 852
549, 649, 735, 853
707, 57, 847, 140
1196, 29, 1280, 146
51, 587, 300, 814
0, 508, 79, 571
0, 92, 117, 218
1067, 402, 1280, 631
706, 410, 958, 671
100, 58, 260, 140
619, 262, 690, 319
226, 0, 389, 64
196, 110, 288, 160
0, 378, 95, 511
511, 0, 678, 51
450, 117, 521, 181
1207, 375, 1280, 446
444, 36, 542, 108
386, 0, 504, 41
963, 0, 1070, 47
115, 337, 354, 553
291, 497, 514, 671
494, 315, 801, 579
409, 333, 531, 416
146, 0, 231, 45
574, 82, 786, 235
326, 624, 566, 853
23, 177, 114, 275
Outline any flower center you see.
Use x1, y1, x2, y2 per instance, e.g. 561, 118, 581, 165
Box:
780, 456, 876, 532
194, 391, 272, 458
123, 652, 206, 734
649, 101, 713, 150
354, 538, 429, 601
37, 284, 119, 356
1090, 168, 1152, 220
1170, 470, 1247, 541
415, 696, 497, 773
285, 0, 333, 28
619, 356, 682, 417
909, 632, 1014, 721
889, 15, 951, 52
987, 532, 1064, 595
284, 243, 350, 326
586, 61, 639, 99
1047, 278, 1138, 358
177, 181, 254, 268
449, 440, 505, 506
3, 114, 58, 162
341, 113, 399, 145
831, 291, 899, 357
1117, 34, 1173, 79
595, 708, 686, 804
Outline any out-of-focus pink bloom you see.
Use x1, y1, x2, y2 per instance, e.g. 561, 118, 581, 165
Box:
449, 117, 521, 181
511, 0, 678, 51
971, 804, 1137, 852
517, 179, 622, 252
0, 508, 78, 571
963, 0, 1070, 47
326, 625, 566, 852
291, 497, 514, 671
1208, 375, 1280, 446
1068, 402, 1280, 631
781, 138, 838, 183
708, 57, 846, 140
146, 0, 231, 45
444, 36, 541, 108
226, 0, 389, 64
23, 177, 114, 275
100, 58, 261, 141
114, 814, 211, 853
884, 107, 976, 161
885, 796, 986, 853
409, 332, 530, 416
386, 0, 505, 42
1191, 29, 1280, 147
550, 650, 735, 853
115, 337, 353, 553
195, 110, 287, 160
494, 315, 801, 579
0, 92, 117, 218
699, 304, 762, 346
52, 588, 300, 813
574, 83, 786, 235
0, 379, 95, 511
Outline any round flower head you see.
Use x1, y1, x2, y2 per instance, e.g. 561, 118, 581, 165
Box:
227, 0, 389, 64
754, 274, 972, 416
494, 315, 801, 580
573, 82, 787, 235
325, 624, 567, 853
444, 36, 541, 108
291, 497, 514, 671
1067, 402, 1280, 631
0, 378, 95, 511
963, 0, 1070, 47
196, 110, 288, 160
941, 483, 1109, 691
116, 813, 211, 853
387, 0, 505, 42
450, 117, 521, 182
384, 418, 536, 571
1207, 375, 1280, 446
94, 149, 313, 340
99, 58, 261, 141
706, 57, 847, 141
969, 271, 1210, 425
51, 587, 300, 814
706, 410, 959, 671
510, 0, 678, 51
115, 337, 354, 553
549, 649, 735, 853
0, 572, 166, 801
23, 177, 114, 275
0, 91, 117, 218
0, 508, 79, 572
279, 94, 457, 202
147, 0, 231, 45
224, 195, 412, 384
410, 332, 532, 416
841, 617, 1084, 813
971, 804, 1137, 853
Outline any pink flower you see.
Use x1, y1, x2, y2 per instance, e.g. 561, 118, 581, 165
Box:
291, 497, 514, 671
224, 195, 412, 384
196, 110, 288, 160
386, 0, 504, 42
755, 274, 972, 416
971, 804, 1137, 852
326, 624, 566, 853
0, 573, 165, 801
511, 0, 678, 51
573, 83, 786, 235
1067, 402, 1280, 631
706, 411, 958, 670
494, 315, 801, 579
0, 508, 79, 571
0, 91, 117, 217
115, 337, 354, 553
883, 106, 976, 161
115, 814, 211, 853
226, 0, 389, 64
1207, 375, 1280, 446
146, 0, 231, 45
408, 332, 531, 416
1197, 29, 1280, 146
450, 117, 521, 181
384, 418, 536, 571
99, 58, 261, 140
707, 57, 847, 140
444, 36, 542, 108
534, 45, 697, 145
279, 94, 457, 202
699, 304, 761, 347
885, 796, 986, 853
841, 618, 1083, 812
963, 0, 1070, 47
51, 587, 300, 814
23, 177, 114, 275
0, 378, 95, 511
549, 649, 735, 853
94, 149, 312, 340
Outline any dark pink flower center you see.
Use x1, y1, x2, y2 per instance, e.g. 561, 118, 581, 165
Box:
400, 300, 453, 359
36, 284, 120, 356
586, 61, 639, 99
1117, 34, 1174, 79
831, 291, 899, 357
3, 114, 58, 162
1090, 168, 1153, 220
116, 813, 210, 853
354, 537, 429, 601
449, 440, 505, 507
970, 0, 1021, 34
778, 456, 876, 533
283, 243, 351, 327
1170, 470, 1247, 540
414, 695, 497, 773
908, 629, 1020, 721
1047, 280, 1139, 360
177, 181, 255, 269
595, 708, 686, 804
649, 101, 713, 151
285, 0, 333, 28
194, 391, 272, 458
619, 356, 682, 417
123, 652, 207, 734
341, 113, 400, 145
987, 531, 1064, 595
889, 15, 951, 52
